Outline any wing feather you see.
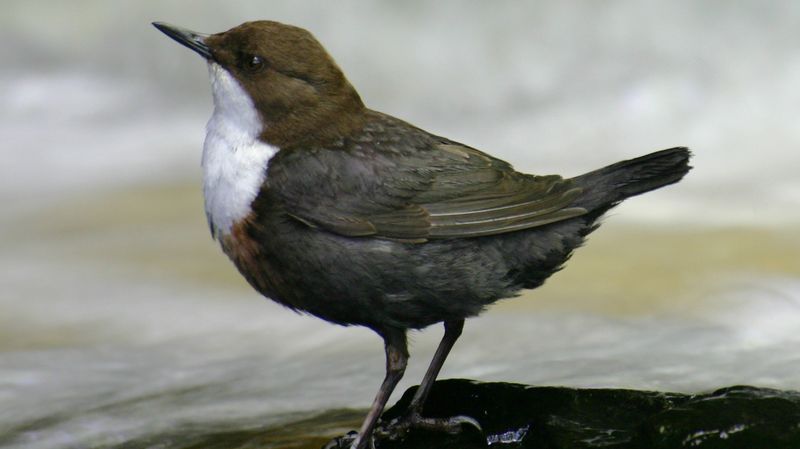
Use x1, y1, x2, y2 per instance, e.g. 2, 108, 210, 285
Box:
269, 115, 587, 242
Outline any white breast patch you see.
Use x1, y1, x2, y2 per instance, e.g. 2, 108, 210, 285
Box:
202, 63, 278, 239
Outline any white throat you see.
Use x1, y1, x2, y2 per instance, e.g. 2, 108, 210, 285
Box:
203, 63, 278, 239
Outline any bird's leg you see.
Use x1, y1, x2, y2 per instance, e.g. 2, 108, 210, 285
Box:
407, 319, 464, 414
348, 328, 408, 449
377, 319, 481, 439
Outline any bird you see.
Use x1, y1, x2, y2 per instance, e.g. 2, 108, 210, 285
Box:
152, 20, 691, 449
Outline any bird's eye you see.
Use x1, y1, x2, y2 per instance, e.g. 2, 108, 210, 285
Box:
244, 55, 266, 73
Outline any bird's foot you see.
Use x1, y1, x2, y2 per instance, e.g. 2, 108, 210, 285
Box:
375, 412, 482, 441
321, 430, 377, 449
323, 413, 482, 448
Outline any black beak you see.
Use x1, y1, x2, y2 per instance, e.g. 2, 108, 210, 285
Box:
152, 22, 213, 60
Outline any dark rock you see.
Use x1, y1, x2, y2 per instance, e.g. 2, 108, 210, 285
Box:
83, 379, 800, 448
371, 379, 800, 448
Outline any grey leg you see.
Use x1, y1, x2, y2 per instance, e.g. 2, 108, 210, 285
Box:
351, 328, 408, 449
377, 319, 481, 439
407, 319, 464, 414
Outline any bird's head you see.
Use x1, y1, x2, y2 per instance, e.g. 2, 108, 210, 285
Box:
153, 21, 364, 146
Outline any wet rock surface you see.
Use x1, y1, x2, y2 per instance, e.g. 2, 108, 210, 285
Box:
60, 379, 800, 449
369, 379, 800, 448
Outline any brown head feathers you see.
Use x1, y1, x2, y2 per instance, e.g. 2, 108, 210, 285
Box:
205, 21, 366, 148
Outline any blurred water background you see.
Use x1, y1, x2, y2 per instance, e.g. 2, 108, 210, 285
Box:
2, 1, 800, 448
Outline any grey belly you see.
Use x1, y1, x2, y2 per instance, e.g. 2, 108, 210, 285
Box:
256, 216, 591, 331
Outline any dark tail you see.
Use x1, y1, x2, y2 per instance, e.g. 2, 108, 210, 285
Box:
572, 147, 692, 212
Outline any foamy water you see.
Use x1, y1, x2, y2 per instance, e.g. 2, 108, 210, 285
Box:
2, 254, 800, 448
3, 1, 800, 224
3, 1, 800, 448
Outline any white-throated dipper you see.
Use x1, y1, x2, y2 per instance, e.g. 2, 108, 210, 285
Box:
153, 20, 691, 449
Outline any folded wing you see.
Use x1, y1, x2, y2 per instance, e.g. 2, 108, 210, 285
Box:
271, 140, 586, 243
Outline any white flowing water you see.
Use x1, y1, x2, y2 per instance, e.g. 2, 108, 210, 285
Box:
2, 1, 799, 448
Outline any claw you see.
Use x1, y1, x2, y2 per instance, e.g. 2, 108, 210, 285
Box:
444, 415, 483, 433
375, 412, 483, 441
411, 413, 483, 434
